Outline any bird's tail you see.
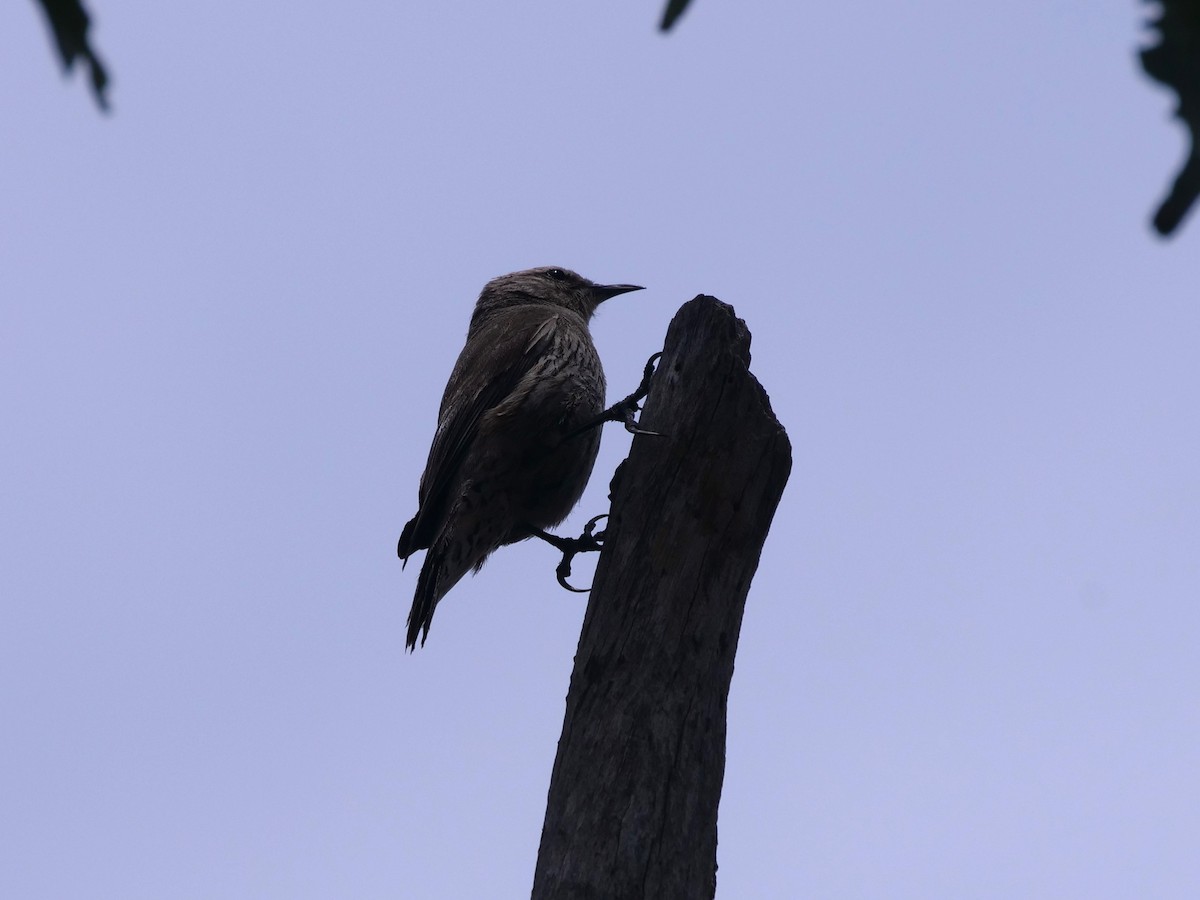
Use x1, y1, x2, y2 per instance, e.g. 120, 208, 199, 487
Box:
404, 533, 492, 649
406, 552, 442, 650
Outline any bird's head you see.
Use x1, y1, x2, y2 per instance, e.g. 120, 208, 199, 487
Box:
470, 267, 643, 329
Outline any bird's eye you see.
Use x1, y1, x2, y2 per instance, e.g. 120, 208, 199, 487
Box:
547, 268, 568, 281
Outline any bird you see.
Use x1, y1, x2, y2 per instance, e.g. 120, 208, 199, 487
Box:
398, 266, 644, 648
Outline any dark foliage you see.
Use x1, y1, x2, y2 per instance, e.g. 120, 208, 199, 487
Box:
1141, 0, 1200, 235
34, 0, 109, 111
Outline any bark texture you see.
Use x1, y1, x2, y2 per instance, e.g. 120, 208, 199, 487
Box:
532, 295, 792, 900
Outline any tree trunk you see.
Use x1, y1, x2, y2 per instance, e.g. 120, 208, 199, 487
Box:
531, 295, 793, 900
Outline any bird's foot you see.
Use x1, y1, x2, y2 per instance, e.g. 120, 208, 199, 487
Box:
527, 514, 608, 592
607, 351, 663, 435
568, 352, 664, 439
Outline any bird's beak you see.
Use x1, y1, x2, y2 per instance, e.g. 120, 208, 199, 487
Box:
592, 283, 644, 303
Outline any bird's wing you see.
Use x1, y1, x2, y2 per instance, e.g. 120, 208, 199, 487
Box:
398, 312, 561, 559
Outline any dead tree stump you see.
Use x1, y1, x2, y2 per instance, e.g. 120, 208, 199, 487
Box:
531, 296, 793, 900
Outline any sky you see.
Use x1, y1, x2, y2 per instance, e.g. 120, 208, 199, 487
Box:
2, 1, 1199, 897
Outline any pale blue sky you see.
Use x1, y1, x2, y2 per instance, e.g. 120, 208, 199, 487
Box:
3, 2, 1198, 897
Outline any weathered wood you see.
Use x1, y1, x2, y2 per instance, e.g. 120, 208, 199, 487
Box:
532, 296, 792, 900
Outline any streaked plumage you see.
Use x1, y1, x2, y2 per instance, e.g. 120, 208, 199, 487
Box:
398, 267, 642, 648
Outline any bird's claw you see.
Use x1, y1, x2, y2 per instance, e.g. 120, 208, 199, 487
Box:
565, 352, 664, 441
613, 398, 661, 437
615, 351, 663, 435
552, 514, 608, 592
